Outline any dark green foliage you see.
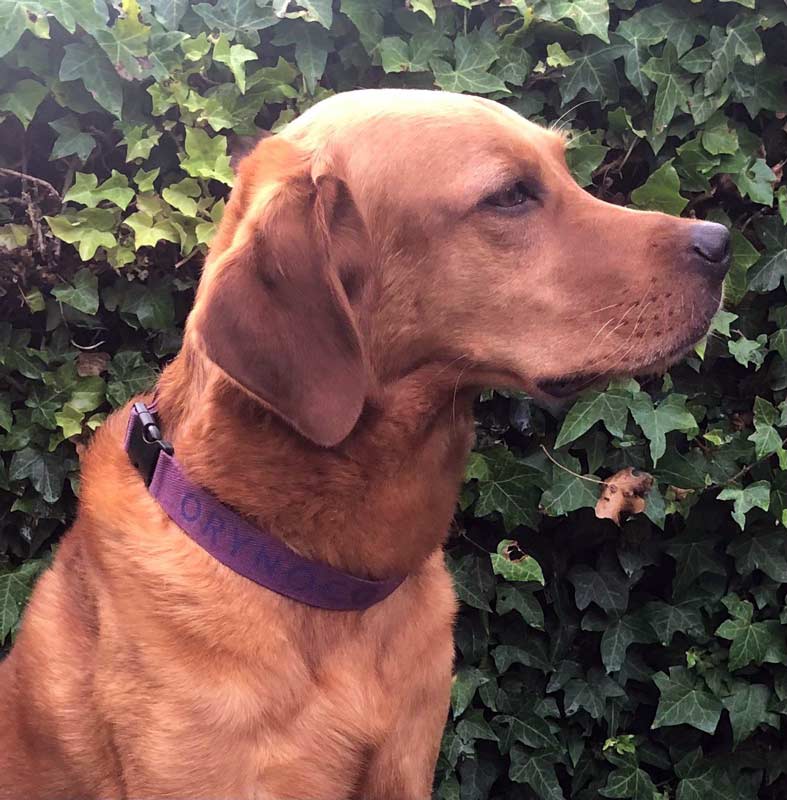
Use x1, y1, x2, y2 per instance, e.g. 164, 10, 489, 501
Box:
1, 0, 787, 797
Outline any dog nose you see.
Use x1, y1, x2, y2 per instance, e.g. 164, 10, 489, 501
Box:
691, 222, 730, 277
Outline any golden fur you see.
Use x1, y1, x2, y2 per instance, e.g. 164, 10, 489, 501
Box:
0, 89, 726, 799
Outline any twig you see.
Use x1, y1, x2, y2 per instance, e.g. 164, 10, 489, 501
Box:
713, 432, 787, 489
0, 167, 61, 203
540, 445, 604, 484
174, 248, 202, 269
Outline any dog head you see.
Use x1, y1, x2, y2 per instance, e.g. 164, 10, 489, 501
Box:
189, 89, 729, 446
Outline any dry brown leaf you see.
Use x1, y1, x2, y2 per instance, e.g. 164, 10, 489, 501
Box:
76, 351, 110, 377
595, 467, 654, 525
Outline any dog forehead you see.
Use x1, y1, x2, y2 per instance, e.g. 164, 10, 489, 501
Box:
282, 89, 563, 201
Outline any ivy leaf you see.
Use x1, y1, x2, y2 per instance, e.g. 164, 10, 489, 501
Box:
540, 454, 598, 516
213, 34, 256, 93
45, 208, 118, 260
717, 481, 770, 529
643, 600, 704, 646
450, 553, 494, 612
675, 749, 736, 800
509, 747, 565, 800
641, 44, 691, 134
727, 532, 787, 582
273, 22, 330, 94
180, 128, 233, 185
52, 268, 99, 315
49, 116, 96, 161
490, 539, 545, 585
560, 41, 623, 105
628, 392, 698, 465
631, 160, 688, 216
193, 0, 277, 38
601, 613, 656, 673
471, 447, 542, 531
410, 0, 436, 24
600, 763, 659, 800
665, 532, 726, 596
0, 0, 33, 58
378, 36, 410, 73
705, 15, 765, 96
9, 446, 69, 503
63, 171, 134, 210
0, 78, 47, 128
539, 0, 610, 43
569, 561, 629, 613
555, 388, 630, 448
120, 125, 161, 161
652, 667, 722, 734
162, 178, 201, 217
151, 0, 189, 30
430, 33, 509, 94
60, 42, 124, 117
715, 596, 787, 670
724, 230, 760, 304
92, 0, 150, 81
564, 669, 625, 718
0, 560, 45, 642
721, 683, 779, 747
495, 584, 544, 629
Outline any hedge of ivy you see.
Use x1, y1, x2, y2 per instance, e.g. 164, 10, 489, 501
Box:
1, 0, 787, 797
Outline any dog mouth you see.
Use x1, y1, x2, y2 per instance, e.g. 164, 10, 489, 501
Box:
536, 331, 706, 399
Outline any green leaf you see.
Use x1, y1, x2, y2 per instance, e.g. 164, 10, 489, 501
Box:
213, 34, 257, 93
715, 596, 787, 669
628, 392, 697, 465
540, 454, 597, 516
705, 15, 765, 96
652, 667, 722, 734
471, 447, 542, 531
450, 553, 494, 612
162, 178, 201, 217
52, 268, 99, 315
569, 562, 629, 613
641, 44, 691, 134
733, 158, 777, 206
0, 78, 47, 129
63, 171, 134, 210
600, 763, 659, 800
490, 539, 545, 585
540, 0, 610, 42
60, 42, 124, 117
0, 560, 45, 642
378, 36, 410, 73
49, 116, 96, 161
727, 532, 787, 582
495, 584, 544, 629
180, 127, 233, 185
9, 446, 69, 502
555, 388, 630, 448
151, 0, 188, 30
45, 208, 118, 260
410, 0, 435, 24
509, 747, 565, 800
560, 41, 622, 105
630, 161, 688, 216
120, 125, 161, 161
430, 33, 509, 95
0, 0, 32, 58
717, 481, 770, 529
721, 683, 779, 748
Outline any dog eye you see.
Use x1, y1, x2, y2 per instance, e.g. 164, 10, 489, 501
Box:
485, 181, 534, 211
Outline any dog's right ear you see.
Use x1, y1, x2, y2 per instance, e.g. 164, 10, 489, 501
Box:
189, 137, 368, 448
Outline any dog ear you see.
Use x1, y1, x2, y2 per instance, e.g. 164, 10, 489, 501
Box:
191, 138, 367, 447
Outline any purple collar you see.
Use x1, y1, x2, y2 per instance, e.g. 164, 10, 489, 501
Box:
124, 399, 403, 611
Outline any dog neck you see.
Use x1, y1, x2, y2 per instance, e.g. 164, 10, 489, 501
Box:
153, 345, 476, 581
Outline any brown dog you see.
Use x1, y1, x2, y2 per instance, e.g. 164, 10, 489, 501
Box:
0, 89, 728, 799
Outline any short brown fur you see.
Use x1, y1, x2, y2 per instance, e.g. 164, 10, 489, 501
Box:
0, 90, 726, 799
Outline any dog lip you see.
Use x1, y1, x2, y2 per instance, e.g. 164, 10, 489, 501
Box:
537, 330, 710, 399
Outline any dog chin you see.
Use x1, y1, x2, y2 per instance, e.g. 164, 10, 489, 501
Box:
534, 331, 706, 402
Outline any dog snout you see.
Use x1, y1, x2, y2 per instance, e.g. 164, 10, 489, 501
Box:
690, 221, 731, 279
